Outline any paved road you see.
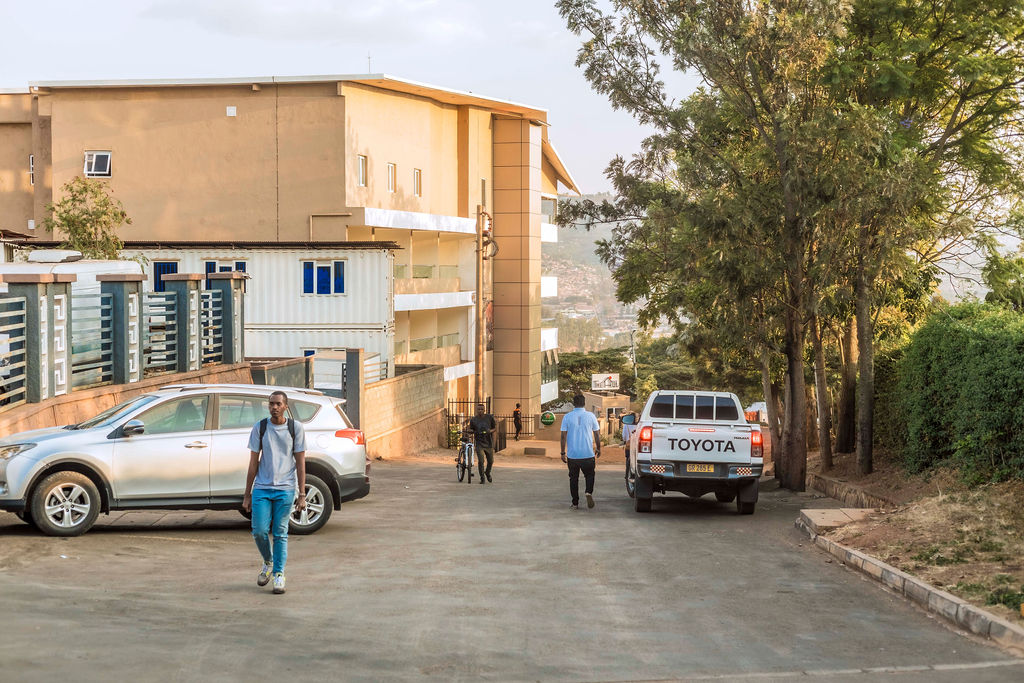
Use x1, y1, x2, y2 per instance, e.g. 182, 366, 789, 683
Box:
1, 459, 1021, 682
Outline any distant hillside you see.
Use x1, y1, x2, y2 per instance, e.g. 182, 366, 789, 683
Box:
545, 193, 616, 267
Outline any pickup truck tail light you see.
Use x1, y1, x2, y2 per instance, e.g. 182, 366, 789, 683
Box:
638, 426, 653, 453
751, 429, 763, 458
336, 428, 365, 445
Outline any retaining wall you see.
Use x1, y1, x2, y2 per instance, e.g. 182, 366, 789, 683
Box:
361, 364, 445, 459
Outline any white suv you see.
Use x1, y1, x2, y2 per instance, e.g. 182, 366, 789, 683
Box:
0, 384, 369, 536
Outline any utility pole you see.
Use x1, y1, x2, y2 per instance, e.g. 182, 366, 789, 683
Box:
474, 205, 496, 408
629, 328, 639, 380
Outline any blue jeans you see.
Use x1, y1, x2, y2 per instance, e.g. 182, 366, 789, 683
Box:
251, 488, 294, 574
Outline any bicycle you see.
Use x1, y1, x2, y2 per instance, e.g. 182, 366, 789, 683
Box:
456, 435, 475, 483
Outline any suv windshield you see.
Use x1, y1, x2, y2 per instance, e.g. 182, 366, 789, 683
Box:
74, 395, 160, 430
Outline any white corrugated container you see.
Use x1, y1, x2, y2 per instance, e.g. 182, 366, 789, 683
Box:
122, 246, 396, 371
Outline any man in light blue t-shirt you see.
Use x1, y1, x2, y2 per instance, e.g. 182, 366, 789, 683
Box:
560, 394, 602, 509
243, 390, 307, 594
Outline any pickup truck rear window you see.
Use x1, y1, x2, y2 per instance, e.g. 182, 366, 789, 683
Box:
715, 396, 739, 421
650, 394, 675, 418
695, 395, 714, 420
675, 394, 694, 419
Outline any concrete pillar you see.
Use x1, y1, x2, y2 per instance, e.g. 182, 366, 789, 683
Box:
344, 348, 365, 429
98, 273, 145, 384
1, 273, 75, 402
492, 118, 543, 414
162, 274, 203, 372
208, 272, 247, 363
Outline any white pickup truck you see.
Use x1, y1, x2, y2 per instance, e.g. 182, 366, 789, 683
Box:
628, 390, 763, 514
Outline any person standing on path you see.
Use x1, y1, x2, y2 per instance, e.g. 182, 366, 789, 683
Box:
560, 394, 601, 509
621, 411, 638, 480
467, 403, 497, 483
243, 390, 307, 594
513, 403, 523, 441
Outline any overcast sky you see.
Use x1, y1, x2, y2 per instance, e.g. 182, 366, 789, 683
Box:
2, 0, 700, 194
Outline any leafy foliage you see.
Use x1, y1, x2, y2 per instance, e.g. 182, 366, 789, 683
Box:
894, 303, 1024, 483
42, 176, 132, 259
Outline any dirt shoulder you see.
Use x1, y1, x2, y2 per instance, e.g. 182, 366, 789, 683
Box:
809, 451, 1024, 625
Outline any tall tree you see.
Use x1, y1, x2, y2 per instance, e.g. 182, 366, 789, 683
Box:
42, 176, 132, 259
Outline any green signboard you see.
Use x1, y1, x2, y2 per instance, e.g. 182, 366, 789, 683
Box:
541, 411, 555, 426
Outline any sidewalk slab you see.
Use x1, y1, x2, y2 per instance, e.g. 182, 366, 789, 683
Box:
799, 508, 878, 534
795, 515, 1024, 655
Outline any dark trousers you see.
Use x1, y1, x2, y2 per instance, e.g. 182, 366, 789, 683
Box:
567, 457, 596, 505
478, 446, 494, 477
514, 421, 522, 441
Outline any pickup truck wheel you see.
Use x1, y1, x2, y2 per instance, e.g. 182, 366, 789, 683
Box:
625, 468, 636, 499
634, 495, 652, 512
736, 499, 755, 515
715, 491, 736, 503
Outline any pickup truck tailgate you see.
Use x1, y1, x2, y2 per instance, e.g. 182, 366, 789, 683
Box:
649, 422, 756, 464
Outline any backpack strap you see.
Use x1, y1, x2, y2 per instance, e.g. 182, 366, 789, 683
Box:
258, 418, 268, 454
287, 418, 296, 444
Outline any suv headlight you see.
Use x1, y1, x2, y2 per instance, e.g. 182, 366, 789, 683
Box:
0, 443, 36, 460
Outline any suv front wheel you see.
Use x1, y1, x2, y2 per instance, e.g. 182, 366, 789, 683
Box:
31, 471, 101, 537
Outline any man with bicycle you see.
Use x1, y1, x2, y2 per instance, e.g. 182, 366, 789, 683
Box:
466, 403, 497, 484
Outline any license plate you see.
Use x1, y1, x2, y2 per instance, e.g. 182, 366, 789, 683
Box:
686, 463, 715, 473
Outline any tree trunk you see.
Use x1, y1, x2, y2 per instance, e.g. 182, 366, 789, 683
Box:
759, 352, 782, 468
855, 245, 874, 475
811, 314, 834, 470
780, 306, 807, 491
805, 383, 819, 450
835, 316, 857, 453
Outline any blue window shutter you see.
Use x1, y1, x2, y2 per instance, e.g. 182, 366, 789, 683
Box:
303, 349, 316, 357
333, 261, 344, 293
235, 261, 246, 273
154, 261, 178, 292
218, 266, 231, 272
205, 261, 216, 289
316, 265, 331, 294
302, 262, 314, 293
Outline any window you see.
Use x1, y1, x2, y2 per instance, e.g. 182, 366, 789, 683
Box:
29, 155, 34, 186
357, 155, 368, 187
138, 396, 209, 435
288, 400, 321, 423
153, 261, 178, 292
302, 260, 345, 295
649, 394, 674, 419
217, 395, 265, 430
84, 151, 112, 177
715, 396, 739, 421
204, 260, 246, 288
413, 168, 422, 196
695, 395, 715, 421
675, 394, 694, 420
387, 163, 396, 192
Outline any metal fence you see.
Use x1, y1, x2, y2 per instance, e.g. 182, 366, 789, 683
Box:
200, 289, 224, 365
496, 413, 536, 440
70, 292, 113, 389
0, 296, 27, 408
143, 291, 178, 376
364, 353, 387, 384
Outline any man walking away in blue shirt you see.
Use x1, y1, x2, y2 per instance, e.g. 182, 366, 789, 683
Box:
560, 394, 602, 509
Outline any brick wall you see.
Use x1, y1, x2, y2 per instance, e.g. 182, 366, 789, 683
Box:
362, 364, 445, 459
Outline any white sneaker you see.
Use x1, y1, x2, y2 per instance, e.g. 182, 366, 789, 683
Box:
272, 573, 286, 594
257, 562, 273, 587
586, 492, 595, 509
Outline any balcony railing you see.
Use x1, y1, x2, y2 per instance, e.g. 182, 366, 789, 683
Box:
437, 333, 460, 348
408, 336, 436, 353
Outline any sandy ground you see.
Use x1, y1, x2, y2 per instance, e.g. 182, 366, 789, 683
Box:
1, 458, 1021, 682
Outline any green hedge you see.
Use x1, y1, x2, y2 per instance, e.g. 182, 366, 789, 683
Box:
890, 303, 1024, 483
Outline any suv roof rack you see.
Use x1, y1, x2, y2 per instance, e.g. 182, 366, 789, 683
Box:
160, 383, 325, 396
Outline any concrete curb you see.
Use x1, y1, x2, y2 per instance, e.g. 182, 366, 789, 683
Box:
795, 514, 1024, 654
807, 472, 898, 509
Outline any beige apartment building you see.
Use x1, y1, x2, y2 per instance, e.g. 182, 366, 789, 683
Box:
0, 75, 576, 414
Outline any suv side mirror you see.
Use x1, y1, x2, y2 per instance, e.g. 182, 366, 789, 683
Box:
122, 420, 145, 436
